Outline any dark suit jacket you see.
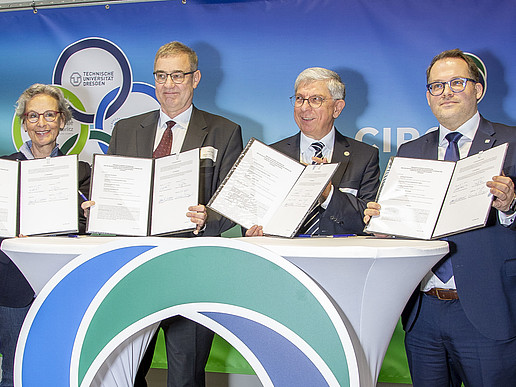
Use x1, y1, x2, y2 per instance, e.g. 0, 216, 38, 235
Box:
271, 129, 380, 235
107, 106, 243, 237
0, 150, 91, 307
399, 116, 516, 341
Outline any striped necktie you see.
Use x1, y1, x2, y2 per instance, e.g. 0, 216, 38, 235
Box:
297, 141, 326, 235
311, 141, 324, 163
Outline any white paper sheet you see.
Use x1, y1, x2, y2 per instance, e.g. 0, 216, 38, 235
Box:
19, 155, 79, 236
366, 157, 455, 239
88, 155, 153, 236
150, 149, 199, 235
433, 143, 508, 237
0, 159, 19, 237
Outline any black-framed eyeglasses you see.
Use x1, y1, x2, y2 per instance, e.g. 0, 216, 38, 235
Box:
153, 70, 196, 84
290, 95, 329, 108
24, 110, 61, 123
426, 77, 477, 96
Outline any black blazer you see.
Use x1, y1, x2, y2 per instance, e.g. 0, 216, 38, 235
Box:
0, 150, 91, 307
271, 129, 380, 235
107, 106, 243, 236
399, 116, 516, 340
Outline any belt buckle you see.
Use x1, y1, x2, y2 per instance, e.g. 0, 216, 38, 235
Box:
435, 288, 447, 300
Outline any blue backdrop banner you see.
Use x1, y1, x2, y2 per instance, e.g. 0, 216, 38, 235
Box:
0, 0, 514, 169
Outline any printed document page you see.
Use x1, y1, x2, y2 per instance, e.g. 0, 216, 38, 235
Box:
433, 143, 508, 237
365, 157, 455, 239
88, 155, 153, 236
19, 155, 79, 236
0, 159, 19, 237
208, 139, 305, 231
265, 163, 339, 237
150, 149, 199, 235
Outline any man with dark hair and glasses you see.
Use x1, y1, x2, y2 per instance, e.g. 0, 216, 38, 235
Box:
247, 67, 380, 237
92, 41, 243, 387
365, 49, 516, 386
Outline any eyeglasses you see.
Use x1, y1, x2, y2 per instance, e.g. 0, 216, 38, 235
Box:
426, 77, 477, 96
24, 110, 61, 123
290, 95, 329, 108
153, 70, 196, 84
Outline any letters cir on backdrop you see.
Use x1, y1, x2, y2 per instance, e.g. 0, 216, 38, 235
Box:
15, 237, 360, 387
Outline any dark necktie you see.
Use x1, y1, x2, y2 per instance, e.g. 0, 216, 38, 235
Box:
311, 141, 324, 164
153, 120, 175, 158
432, 131, 463, 283
297, 205, 323, 236
297, 142, 326, 235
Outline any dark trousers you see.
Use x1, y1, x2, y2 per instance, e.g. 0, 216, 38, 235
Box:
0, 304, 31, 387
405, 293, 516, 387
134, 316, 214, 387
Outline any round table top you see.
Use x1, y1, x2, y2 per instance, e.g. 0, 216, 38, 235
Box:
2, 235, 449, 259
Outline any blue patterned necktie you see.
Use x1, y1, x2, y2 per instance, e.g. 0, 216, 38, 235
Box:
432, 131, 463, 282
311, 141, 324, 164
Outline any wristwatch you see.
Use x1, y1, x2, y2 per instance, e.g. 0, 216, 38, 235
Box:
502, 196, 516, 216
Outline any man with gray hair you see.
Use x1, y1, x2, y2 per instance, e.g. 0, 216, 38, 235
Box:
247, 67, 380, 237
100, 41, 243, 387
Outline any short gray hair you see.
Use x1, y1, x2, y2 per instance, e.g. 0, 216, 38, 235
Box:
295, 67, 346, 100
154, 41, 198, 72
15, 84, 73, 124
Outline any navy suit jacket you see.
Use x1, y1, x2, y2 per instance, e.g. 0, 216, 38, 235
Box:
0, 150, 91, 307
399, 116, 516, 340
107, 106, 243, 237
271, 129, 380, 235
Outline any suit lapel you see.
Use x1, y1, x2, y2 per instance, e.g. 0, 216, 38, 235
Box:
181, 106, 208, 151
277, 133, 301, 160
332, 130, 351, 185
420, 130, 439, 160
137, 111, 159, 157
468, 116, 496, 156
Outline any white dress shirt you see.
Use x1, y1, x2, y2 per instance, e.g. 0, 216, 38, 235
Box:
299, 129, 336, 209
154, 105, 193, 155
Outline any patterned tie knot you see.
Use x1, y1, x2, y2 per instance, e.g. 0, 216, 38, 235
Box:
311, 141, 324, 163
445, 132, 462, 145
166, 120, 175, 131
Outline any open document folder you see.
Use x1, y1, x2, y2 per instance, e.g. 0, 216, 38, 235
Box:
365, 143, 508, 239
87, 149, 199, 236
207, 138, 339, 238
0, 155, 79, 237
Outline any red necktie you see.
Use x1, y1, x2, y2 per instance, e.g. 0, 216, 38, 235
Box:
153, 120, 175, 158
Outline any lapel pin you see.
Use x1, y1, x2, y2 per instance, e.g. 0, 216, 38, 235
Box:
344, 151, 350, 157
485, 139, 490, 144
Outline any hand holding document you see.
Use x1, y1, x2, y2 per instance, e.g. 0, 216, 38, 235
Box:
87, 149, 199, 236
365, 143, 508, 239
0, 155, 79, 237
207, 138, 339, 238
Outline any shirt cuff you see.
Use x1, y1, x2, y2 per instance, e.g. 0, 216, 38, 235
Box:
498, 210, 516, 226
320, 185, 334, 209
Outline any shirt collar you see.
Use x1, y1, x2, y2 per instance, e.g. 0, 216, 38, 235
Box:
300, 127, 335, 155
438, 111, 480, 146
20, 140, 60, 160
159, 105, 193, 130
